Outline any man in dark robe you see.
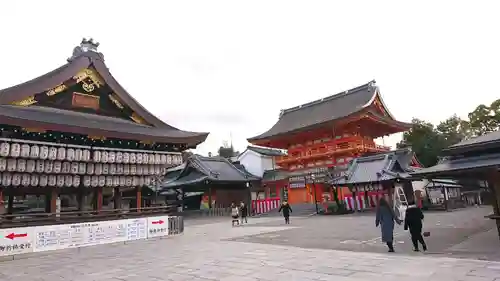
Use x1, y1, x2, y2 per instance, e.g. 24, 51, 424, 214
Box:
278, 201, 292, 224
404, 201, 427, 252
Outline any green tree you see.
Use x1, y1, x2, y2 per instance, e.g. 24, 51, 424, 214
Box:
217, 141, 238, 159
435, 115, 471, 146
397, 118, 446, 167
468, 99, 500, 136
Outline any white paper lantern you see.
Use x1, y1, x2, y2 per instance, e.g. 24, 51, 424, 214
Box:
116, 152, 123, 163
17, 159, 26, 172
132, 176, 139, 186
53, 161, 62, 173
139, 176, 144, 186
167, 155, 172, 165
21, 144, 30, 158
91, 175, 99, 187
48, 175, 56, 186
73, 175, 80, 187
119, 176, 126, 186
117, 164, 124, 174
71, 162, 79, 174
22, 174, 30, 186
126, 176, 132, 186
44, 160, 53, 173
155, 165, 161, 175
130, 153, 136, 164
86, 163, 94, 174
30, 145, 39, 158
62, 162, 71, 174
9, 143, 20, 158
154, 154, 161, 165
106, 176, 113, 186
102, 164, 109, 175
98, 175, 105, 186
82, 149, 91, 161
57, 147, 66, 160
136, 153, 143, 164
7, 159, 16, 172
0, 143, 10, 157
48, 147, 57, 160
149, 165, 155, 175
40, 146, 49, 160
109, 151, 116, 163
2, 172, 11, 186
123, 165, 130, 175
83, 176, 91, 187
160, 154, 167, 165
142, 153, 149, 164
93, 151, 101, 162
12, 173, 21, 186
75, 149, 82, 161
57, 175, 65, 187
149, 155, 155, 165
26, 160, 35, 173
66, 148, 75, 161
94, 163, 102, 175
65, 175, 73, 187
0, 158, 6, 171
123, 152, 130, 163
78, 163, 86, 174
36, 160, 44, 173
144, 176, 151, 185
130, 165, 137, 175
113, 176, 119, 187
110, 164, 117, 175
101, 151, 109, 163
136, 165, 143, 175
40, 175, 48, 187
30, 174, 39, 186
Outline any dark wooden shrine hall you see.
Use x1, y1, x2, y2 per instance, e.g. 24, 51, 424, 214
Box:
0, 38, 209, 227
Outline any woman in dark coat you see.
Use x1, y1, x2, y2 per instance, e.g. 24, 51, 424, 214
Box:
239, 201, 248, 224
375, 197, 400, 252
278, 201, 292, 224
404, 201, 427, 252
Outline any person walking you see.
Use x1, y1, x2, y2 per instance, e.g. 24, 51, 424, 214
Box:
375, 197, 400, 252
230, 203, 240, 227
239, 201, 248, 224
404, 200, 427, 252
278, 201, 292, 224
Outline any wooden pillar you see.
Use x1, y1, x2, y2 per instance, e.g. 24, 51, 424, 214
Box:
94, 187, 103, 213
135, 186, 142, 212
208, 186, 212, 209
352, 185, 358, 212
113, 187, 122, 210
77, 186, 85, 213
487, 170, 500, 240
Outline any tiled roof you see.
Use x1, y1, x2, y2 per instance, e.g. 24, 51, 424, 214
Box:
332, 148, 415, 185
246, 146, 286, 157
445, 130, 500, 155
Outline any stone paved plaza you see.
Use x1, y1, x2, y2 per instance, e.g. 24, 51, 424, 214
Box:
1, 208, 500, 280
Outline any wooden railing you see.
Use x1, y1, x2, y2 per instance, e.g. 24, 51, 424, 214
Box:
0, 205, 176, 229
276, 141, 391, 164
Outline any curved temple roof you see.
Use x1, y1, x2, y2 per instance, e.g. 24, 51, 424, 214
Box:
0, 39, 208, 147
248, 80, 410, 142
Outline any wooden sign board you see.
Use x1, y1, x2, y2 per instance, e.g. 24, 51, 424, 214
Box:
72, 92, 99, 110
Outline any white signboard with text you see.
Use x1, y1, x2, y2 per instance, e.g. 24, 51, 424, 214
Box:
147, 216, 169, 238
126, 218, 148, 241
0, 226, 35, 257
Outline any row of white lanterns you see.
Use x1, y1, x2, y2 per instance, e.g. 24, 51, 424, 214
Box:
0, 173, 155, 187
0, 159, 165, 175
0, 143, 183, 165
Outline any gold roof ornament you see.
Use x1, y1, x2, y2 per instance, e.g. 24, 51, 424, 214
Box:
12, 95, 37, 106
73, 68, 104, 93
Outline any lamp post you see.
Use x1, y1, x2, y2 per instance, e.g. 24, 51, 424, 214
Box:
311, 173, 319, 214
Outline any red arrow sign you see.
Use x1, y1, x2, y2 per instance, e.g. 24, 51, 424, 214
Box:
152, 220, 164, 225
5, 233, 27, 240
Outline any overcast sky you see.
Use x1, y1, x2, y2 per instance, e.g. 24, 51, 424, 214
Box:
1, 1, 499, 155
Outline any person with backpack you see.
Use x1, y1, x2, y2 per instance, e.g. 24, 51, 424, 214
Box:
278, 201, 292, 224
230, 203, 240, 227
404, 200, 427, 252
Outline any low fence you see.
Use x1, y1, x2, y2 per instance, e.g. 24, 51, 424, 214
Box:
343, 191, 389, 211
180, 207, 231, 218
251, 198, 281, 215
0, 215, 184, 260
